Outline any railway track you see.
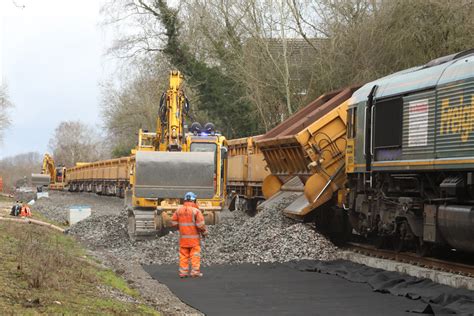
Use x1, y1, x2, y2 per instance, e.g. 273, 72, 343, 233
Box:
346, 242, 474, 278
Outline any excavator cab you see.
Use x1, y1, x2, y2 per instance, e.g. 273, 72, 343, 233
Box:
56, 167, 65, 183
188, 134, 228, 200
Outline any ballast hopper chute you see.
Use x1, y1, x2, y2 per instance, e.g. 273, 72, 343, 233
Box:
256, 86, 360, 222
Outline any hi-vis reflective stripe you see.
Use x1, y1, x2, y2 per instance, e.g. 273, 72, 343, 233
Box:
171, 221, 178, 225
196, 221, 205, 227
179, 223, 196, 227
193, 252, 200, 257
181, 235, 200, 239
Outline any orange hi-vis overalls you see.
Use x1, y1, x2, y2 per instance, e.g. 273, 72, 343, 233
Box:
171, 202, 207, 277
20, 205, 31, 217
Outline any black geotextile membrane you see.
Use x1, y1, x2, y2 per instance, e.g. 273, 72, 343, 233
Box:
144, 261, 439, 316
288, 259, 474, 315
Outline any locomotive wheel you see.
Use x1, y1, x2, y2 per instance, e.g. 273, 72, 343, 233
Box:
374, 236, 389, 249
393, 221, 410, 252
392, 234, 406, 253
416, 238, 433, 257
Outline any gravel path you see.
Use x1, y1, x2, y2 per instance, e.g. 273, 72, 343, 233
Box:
33, 191, 338, 265
31, 191, 124, 224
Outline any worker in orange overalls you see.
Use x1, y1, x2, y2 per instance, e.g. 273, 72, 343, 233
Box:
171, 192, 208, 278
20, 203, 31, 217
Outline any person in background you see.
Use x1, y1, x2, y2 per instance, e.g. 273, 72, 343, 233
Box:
10, 201, 21, 216
20, 203, 31, 218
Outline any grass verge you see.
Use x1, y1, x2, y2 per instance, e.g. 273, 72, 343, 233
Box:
0, 194, 13, 202
0, 221, 159, 315
30, 209, 66, 228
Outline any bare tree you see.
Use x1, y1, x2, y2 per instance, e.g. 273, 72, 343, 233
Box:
0, 152, 42, 192
0, 84, 13, 143
177, 0, 319, 128
288, 0, 474, 90
48, 121, 108, 167
100, 55, 193, 156
101, 0, 474, 137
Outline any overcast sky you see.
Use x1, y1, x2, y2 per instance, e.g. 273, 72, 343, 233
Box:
0, 0, 110, 158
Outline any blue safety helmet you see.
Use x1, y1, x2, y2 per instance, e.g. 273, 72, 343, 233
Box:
184, 192, 197, 201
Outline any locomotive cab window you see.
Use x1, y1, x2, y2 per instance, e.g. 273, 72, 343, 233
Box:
347, 108, 357, 139
373, 97, 403, 148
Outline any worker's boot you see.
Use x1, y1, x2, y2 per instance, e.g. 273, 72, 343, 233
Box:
191, 272, 203, 278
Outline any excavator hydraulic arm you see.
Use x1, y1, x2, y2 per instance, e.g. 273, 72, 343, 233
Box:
157, 70, 188, 151
32, 154, 56, 187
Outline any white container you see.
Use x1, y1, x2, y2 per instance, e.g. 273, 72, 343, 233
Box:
69, 205, 91, 226
37, 192, 49, 199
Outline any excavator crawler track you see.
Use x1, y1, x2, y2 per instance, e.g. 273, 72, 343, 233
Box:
127, 208, 157, 240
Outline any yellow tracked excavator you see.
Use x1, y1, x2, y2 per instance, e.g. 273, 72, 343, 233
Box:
126, 70, 228, 240
31, 153, 67, 190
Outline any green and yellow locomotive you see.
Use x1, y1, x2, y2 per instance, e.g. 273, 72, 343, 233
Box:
345, 49, 474, 254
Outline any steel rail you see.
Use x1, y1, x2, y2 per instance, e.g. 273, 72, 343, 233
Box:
346, 242, 474, 278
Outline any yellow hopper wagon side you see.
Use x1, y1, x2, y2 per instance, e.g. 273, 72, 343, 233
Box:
226, 135, 270, 214
67, 157, 131, 197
